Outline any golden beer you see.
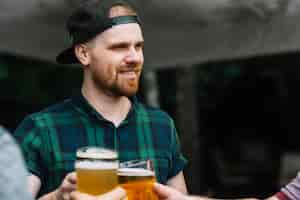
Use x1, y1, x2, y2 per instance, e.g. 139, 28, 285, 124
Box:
75, 147, 118, 195
118, 168, 159, 200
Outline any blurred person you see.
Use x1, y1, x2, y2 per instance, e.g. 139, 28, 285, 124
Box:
154, 183, 259, 200
70, 187, 126, 200
270, 172, 300, 200
0, 126, 33, 200
154, 176, 300, 200
14, 0, 187, 199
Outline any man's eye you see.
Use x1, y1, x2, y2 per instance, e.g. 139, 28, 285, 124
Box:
111, 44, 128, 50
136, 43, 144, 49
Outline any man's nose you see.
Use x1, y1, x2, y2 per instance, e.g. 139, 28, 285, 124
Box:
124, 47, 143, 64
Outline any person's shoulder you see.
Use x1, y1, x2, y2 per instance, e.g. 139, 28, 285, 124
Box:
0, 126, 19, 149
0, 125, 8, 135
18, 98, 76, 130
0, 126, 10, 139
29, 98, 74, 119
14, 98, 76, 137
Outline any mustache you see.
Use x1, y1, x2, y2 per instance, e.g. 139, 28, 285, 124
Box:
117, 66, 142, 73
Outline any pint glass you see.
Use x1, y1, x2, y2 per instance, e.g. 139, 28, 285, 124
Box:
118, 159, 159, 200
75, 147, 118, 195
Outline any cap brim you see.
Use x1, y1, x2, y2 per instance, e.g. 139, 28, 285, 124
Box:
56, 46, 80, 64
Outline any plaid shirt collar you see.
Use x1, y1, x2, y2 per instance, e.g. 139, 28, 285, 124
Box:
71, 92, 139, 124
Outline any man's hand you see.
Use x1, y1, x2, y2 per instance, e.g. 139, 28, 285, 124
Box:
153, 183, 190, 200
70, 187, 126, 200
154, 183, 261, 200
54, 172, 77, 200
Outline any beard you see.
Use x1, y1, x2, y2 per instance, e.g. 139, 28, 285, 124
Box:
91, 66, 141, 97
110, 76, 140, 97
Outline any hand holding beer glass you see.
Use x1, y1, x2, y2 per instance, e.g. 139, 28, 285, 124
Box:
75, 147, 119, 195
118, 159, 159, 200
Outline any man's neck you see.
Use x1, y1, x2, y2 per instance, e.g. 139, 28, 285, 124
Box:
81, 86, 132, 127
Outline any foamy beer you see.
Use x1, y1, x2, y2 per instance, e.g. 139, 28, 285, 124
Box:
118, 160, 159, 200
75, 147, 118, 195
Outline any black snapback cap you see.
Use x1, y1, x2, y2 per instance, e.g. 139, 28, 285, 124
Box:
56, 0, 141, 64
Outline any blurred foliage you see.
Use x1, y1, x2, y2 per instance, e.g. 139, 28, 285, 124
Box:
0, 60, 8, 80
156, 68, 177, 117
0, 54, 82, 130
157, 63, 242, 116
0, 54, 82, 106
196, 63, 242, 96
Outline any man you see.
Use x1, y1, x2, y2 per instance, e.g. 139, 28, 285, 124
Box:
0, 126, 33, 200
14, 0, 188, 199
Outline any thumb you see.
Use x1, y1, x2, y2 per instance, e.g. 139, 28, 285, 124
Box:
97, 187, 126, 200
153, 183, 174, 198
66, 172, 77, 184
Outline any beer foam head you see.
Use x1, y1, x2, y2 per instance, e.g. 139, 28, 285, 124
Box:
76, 160, 118, 170
117, 168, 155, 177
76, 147, 118, 159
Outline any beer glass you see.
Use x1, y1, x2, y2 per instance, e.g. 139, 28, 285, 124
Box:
118, 159, 159, 200
75, 146, 119, 195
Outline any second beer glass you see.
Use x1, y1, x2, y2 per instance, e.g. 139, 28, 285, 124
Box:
118, 159, 159, 200
75, 147, 118, 195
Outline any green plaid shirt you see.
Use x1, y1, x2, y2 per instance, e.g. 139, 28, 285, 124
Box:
14, 93, 187, 196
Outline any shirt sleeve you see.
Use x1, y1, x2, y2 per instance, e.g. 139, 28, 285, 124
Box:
13, 116, 44, 180
280, 172, 300, 200
276, 191, 291, 200
168, 119, 188, 180
0, 126, 34, 200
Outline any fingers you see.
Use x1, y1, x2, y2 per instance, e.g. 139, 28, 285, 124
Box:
66, 172, 77, 185
62, 172, 77, 192
70, 188, 126, 200
56, 172, 78, 200
153, 183, 175, 198
97, 187, 126, 200
153, 183, 189, 200
70, 191, 95, 200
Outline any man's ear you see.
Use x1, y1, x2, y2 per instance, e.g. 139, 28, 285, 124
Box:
74, 44, 90, 66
